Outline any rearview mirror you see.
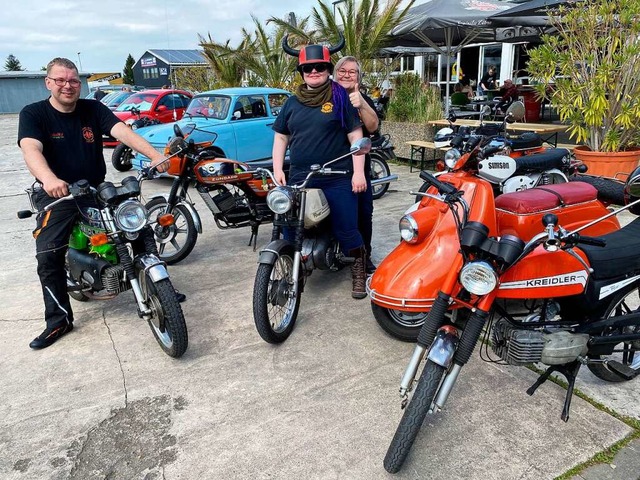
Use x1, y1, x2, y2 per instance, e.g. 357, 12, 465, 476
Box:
350, 137, 372, 155
506, 101, 525, 122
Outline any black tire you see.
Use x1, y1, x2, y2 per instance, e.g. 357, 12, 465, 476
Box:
253, 252, 301, 344
414, 182, 430, 204
570, 174, 625, 205
371, 153, 391, 200
139, 270, 188, 358
372, 303, 425, 342
587, 287, 640, 382
146, 197, 198, 265
384, 360, 446, 473
111, 144, 134, 172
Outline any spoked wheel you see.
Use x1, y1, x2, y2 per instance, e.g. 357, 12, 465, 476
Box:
384, 360, 446, 473
371, 153, 391, 200
138, 269, 188, 358
588, 287, 640, 382
371, 303, 425, 342
253, 252, 301, 343
111, 144, 134, 172
146, 198, 198, 265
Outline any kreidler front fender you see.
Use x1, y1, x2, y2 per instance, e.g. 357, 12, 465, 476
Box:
427, 326, 460, 368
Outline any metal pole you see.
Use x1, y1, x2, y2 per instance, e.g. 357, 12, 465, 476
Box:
77, 52, 83, 72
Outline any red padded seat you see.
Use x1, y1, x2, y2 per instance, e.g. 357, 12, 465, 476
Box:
495, 182, 598, 214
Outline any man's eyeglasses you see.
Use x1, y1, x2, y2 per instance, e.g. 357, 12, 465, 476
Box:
301, 63, 329, 74
337, 68, 358, 78
47, 77, 81, 88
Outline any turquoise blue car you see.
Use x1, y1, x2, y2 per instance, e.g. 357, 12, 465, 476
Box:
132, 87, 291, 170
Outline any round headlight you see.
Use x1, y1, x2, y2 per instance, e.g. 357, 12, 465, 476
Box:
399, 215, 419, 243
114, 200, 148, 232
267, 187, 294, 214
444, 148, 461, 169
459, 261, 498, 296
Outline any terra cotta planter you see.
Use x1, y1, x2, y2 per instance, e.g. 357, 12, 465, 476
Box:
573, 146, 640, 180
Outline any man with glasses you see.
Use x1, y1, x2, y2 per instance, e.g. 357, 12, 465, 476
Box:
17, 57, 170, 349
334, 56, 380, 275
276, 37, 369, 299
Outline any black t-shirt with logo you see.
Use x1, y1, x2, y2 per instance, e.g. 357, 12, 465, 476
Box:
273, 92, 362, 181
18, 98, 120, 187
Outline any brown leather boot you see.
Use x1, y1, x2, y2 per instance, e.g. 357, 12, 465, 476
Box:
350, 247, 367, 299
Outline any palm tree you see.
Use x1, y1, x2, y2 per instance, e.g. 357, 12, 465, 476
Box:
237, 16, 304, 89
198, 35, 247, 88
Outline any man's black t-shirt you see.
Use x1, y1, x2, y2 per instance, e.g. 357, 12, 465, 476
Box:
273, 93, 362, 179
18, 98, 120, 187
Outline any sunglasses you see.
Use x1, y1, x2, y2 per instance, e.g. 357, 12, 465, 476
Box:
301, 63, 329, 74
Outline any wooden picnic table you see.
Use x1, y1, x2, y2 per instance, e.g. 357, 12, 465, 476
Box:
427, 119, 567, 146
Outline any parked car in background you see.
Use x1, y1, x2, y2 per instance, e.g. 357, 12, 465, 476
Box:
100, 90, 136, 110
103, 89, 193, 147
131, 87, 290, 170
85, 84, 142, 100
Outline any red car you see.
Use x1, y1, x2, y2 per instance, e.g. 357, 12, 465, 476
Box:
103, 89, 193, 146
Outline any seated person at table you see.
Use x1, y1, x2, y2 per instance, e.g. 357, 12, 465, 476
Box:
495, 79, 519, 114
450, 83, 470, 107
459, 74, 474, 99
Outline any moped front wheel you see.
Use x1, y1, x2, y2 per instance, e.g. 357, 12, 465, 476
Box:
111, 144, 134, 172
146, 198, 198, 265
372, 303, 425, 342
138, 269, 188, 358
384, 360, 446, 473
253, 252, 301, 343
371, 153, 391, 200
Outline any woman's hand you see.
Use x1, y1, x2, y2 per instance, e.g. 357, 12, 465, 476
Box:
352, 171, 367, 193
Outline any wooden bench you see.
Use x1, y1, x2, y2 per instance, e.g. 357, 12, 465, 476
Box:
405, 141, 448, 172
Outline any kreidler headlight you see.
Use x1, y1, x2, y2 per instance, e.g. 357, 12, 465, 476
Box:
459, 261, 498, 295
399, 214, 419, 243
114, 200, 148, 232
267, 187, 294, 214
444, 148, 461, 169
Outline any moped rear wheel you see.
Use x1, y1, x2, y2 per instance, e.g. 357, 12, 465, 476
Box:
384, 360, 446, 473
371, 153, 391, 200
372, 303, 425, 342
111, 144, 134, 172
139, 269, 188, 358
146, 198, 198, 265
253, 253, 301, 343
588, 287, 640, 382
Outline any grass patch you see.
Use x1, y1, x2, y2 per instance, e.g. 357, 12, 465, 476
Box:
524, 364, 640, 479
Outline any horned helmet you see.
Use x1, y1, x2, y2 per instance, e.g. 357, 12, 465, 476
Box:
282, 34, 345, 75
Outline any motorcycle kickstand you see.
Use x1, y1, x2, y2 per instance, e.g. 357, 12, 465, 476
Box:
248, 223, 259, 251
526, 360, 581, 422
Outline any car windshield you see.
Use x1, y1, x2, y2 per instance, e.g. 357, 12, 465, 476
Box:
185, 95, 231, 120
115, 93, 158, 112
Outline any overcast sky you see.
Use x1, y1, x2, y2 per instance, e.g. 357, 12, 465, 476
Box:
0, 0, 340, 73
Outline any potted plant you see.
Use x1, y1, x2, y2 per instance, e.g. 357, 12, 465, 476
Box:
527, 0, 640, 179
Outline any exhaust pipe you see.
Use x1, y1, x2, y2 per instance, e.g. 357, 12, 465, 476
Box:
371, 174, 398, 186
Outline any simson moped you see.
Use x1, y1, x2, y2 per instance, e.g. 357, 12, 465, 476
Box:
380, 167, 640, 473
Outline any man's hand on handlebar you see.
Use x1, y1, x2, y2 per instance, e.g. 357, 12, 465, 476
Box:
149, 156, 169, 174
42, 177, 69, 198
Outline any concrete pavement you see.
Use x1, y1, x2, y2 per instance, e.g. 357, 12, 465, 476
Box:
0, 113, 638, 480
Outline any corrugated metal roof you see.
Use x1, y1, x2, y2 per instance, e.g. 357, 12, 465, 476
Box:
147, 50, 207, 65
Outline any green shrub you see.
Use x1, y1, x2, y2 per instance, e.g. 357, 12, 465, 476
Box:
385, 72, 443, 123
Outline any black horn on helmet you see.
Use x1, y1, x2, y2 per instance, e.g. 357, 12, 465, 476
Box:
282, 34, 345, 74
